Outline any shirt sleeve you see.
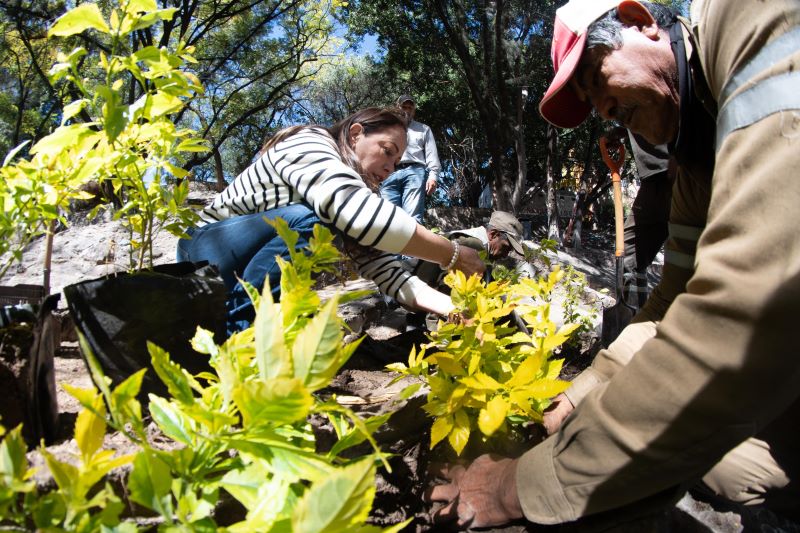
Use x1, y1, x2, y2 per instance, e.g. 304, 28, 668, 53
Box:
344, 241, 431, 307
423, 125, 441, 182
562, 321, 658, 407
267, 129, 418, 253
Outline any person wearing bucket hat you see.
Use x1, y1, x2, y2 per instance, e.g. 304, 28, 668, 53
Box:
379, 94, 441, 224
397, 210, 534, 332
401, 210, 532, 291
427, 0, 800, 528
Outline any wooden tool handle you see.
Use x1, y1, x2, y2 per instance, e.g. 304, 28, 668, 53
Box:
599, 137, 626, 257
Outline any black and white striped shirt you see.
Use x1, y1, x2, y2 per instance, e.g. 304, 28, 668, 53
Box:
199, 127, 429, 304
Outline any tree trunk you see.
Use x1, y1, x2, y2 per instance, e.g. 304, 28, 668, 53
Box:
545, 125, 562, 244
213, 145, 226, 192
568, 188, 586, 250
511, 88, 528, 212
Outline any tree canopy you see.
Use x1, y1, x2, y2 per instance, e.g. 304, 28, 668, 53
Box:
1, 0, 686, 217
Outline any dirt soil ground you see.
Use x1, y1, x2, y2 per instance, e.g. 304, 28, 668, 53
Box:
2, 196, 799, 531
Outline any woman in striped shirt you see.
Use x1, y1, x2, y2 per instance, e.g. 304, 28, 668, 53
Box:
177, 107, 485, 333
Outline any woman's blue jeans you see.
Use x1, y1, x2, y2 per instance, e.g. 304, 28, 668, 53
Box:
177, 204, 320, 334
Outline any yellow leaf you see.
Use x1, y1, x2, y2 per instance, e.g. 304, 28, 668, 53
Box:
545, 358, 564, 381
447, 385, 467, 411
428, 374, 453, 399
524, 379, 571, 401
460, 372, 501, 391
448, 410, 471, 455
478, 396, 508, 436
509, 390, 533, 416
49, 3, 110, 37
477, 294, 488, 316
506, 353, 545, 388
430, 415, 453, 449
429, 353, 465, 375
468, 352, 481, 375
74, 394, 107, 461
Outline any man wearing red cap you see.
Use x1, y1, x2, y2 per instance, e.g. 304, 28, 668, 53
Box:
428, 0, 800, 528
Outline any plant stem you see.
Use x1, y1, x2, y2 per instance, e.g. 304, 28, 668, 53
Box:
43, 219, 55, 295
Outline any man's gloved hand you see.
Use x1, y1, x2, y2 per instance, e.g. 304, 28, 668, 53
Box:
426, 454, 524, 529
542, 392, 575, 435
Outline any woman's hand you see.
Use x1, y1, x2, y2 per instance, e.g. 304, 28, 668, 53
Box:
401, 225, 486, 278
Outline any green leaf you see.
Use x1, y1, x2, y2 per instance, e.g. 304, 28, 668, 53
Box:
221, 462, 289, 524
477, 395, 508, 437
524, 379, 571, 400
459, 372, 502, 391
48, 3, 110, 37
292, 458, 376, 532
292, 295, 344, 391
61, 99, 89, 124
146, 92, 184, 117
254, 281, 291, 381
41, 449, 79, 494
128, 0, 158, 12
3, 140, 31, 167
191, 327, 219, 357
328, 412, 391, 457
148, 395, 193, 445
505, 353, 545, 389
30, 124, 100, 159
541, 324, 580, 353
233, 378, 313, 427
396, 382, 422, 400
96, 85, 127, 142
0, 426, 32, 488
227, 436, 333, 483
176, 138, 210, 153
149, 341, 196, 404
128, 450, 172, 515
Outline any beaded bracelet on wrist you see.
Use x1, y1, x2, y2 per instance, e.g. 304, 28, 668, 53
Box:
441, 240, 460, 271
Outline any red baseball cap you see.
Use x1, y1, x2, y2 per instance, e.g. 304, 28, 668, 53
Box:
539, 0, 622, 128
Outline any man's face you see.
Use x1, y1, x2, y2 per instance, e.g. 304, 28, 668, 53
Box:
570, 25, 680, 145
400, 101, 416, 120
487, 229, 512, 259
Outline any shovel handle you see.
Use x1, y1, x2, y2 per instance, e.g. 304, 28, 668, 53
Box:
599, 137, 626, 258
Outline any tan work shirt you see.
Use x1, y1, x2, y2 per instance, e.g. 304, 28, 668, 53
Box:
517, 0, 800, 523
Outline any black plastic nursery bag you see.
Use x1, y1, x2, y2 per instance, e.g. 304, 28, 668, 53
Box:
64, 262, 226, 400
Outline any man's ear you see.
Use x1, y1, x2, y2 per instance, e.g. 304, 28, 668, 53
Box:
617, 0, 658, 38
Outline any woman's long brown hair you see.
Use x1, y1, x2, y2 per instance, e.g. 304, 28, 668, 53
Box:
260, 107, 408, 190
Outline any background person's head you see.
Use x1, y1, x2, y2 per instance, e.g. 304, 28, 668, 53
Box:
486, 211, 525, 259
329, 107, 408, 190
396, 95, 417, 121
539, 0, 679, 145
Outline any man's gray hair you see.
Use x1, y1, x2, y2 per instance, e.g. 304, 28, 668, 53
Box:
586, 1, 678, 51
